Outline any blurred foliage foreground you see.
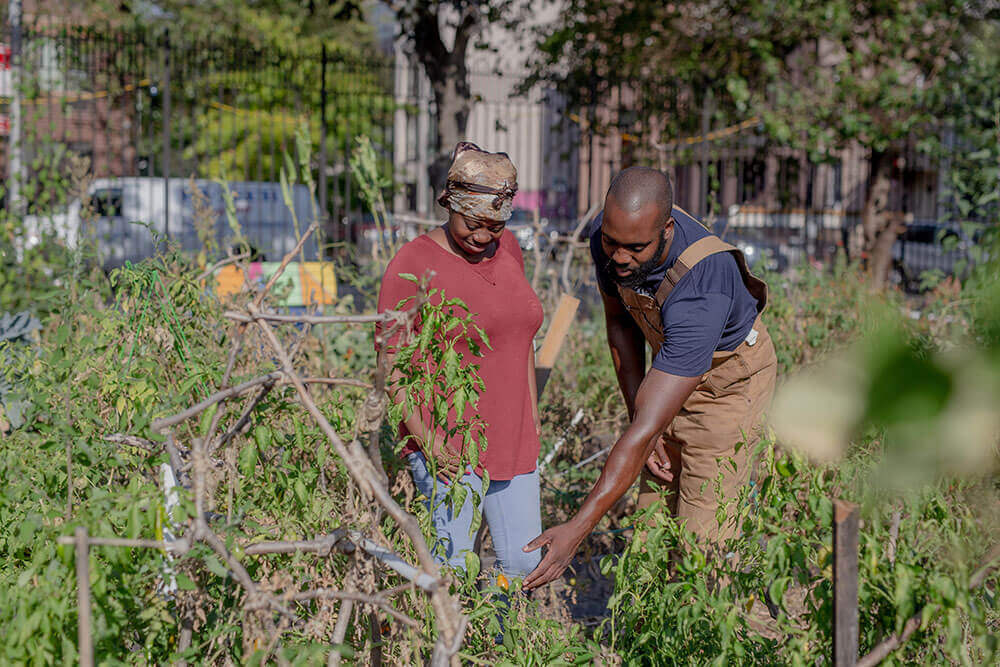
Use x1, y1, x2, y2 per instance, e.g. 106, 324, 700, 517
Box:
1, 214, 999, 664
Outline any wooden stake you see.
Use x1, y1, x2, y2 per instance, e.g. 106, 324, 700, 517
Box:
833, 498, 860, 667
535, 293, 580, 395
75, 526, 93, 667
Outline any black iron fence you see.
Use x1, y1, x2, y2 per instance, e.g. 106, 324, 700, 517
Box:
3, 21, 994, 278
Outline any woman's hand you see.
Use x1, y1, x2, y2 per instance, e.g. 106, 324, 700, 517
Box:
429, 439, 464, 482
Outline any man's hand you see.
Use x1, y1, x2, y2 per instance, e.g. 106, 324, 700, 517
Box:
521, 518, 591, 590
522, 370, 700, 591
646, 435, 681, 483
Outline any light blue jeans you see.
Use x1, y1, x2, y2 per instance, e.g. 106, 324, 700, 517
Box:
407, 451, 542, 577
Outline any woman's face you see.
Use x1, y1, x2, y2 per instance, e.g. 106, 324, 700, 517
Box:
446, 210, 506, 256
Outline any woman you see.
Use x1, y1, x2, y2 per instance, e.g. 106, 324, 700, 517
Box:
376, 142, 543, 577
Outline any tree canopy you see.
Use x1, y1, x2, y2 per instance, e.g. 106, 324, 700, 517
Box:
74, 0, 374, 54
527, 0, 1000, 282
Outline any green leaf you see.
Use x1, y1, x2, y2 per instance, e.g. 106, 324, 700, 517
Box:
451, 483, 468, 516
454, 387, 467, 421
467, 431, 479, 469
293, 478, 309, 506
175, 572, 197, 591
199, 404, 218, 437
398, 272, 418, 283
444, 348, 460, 385
204, 555, 229, 579
468, 504, 483, 537
238, 441, 258, 478
464, 551, 481, 582
254, 425, 272, 450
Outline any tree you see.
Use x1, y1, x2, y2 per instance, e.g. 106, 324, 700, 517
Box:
383, 0, 532, 191
528, 0, 999, 285
79, 0, 372, 54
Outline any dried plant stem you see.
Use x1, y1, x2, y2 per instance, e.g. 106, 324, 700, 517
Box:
196, 251, 250, 283
244, 530, 350, 556
887, 509, 902, 565
155, 374, 371, 433
328, 598, 354, 667
202, 222, 317, 455
57, 535, 190, 552
70, 227, 470, 663
224, 310, 413, 325
249, 305, 467, 661
250, 304, 438, 567
65, 441, 74, 520
102, 433, 163, 452
154, 373, 283, 431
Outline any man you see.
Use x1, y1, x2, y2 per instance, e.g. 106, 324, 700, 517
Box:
523, 166, 777, 590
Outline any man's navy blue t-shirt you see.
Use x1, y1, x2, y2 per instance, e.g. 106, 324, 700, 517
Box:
590, 206, 760, 377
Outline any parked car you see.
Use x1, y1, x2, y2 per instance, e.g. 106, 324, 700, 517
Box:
725, 231, 791, 274
891, 223, 978, 291
21, 177, 317, 267
506, 209, 561, 253
713, 217, 792, 274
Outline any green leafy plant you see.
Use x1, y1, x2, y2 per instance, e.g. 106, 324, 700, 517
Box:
387, 274, 491, 539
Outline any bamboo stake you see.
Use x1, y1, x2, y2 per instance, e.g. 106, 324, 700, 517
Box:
535, 293, 580, 395
74, 526, 93, 667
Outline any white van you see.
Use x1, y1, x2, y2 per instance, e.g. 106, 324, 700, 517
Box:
22, 177, 319, 267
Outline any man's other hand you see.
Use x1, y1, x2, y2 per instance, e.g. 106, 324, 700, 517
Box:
645, 435, 681, 483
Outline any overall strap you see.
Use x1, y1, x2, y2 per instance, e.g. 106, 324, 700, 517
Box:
654, 236, 736, 305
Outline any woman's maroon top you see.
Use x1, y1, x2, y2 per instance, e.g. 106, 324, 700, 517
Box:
376, 230, 543, 480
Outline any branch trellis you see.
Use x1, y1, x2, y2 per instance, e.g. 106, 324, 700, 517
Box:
59, 223, 466, 666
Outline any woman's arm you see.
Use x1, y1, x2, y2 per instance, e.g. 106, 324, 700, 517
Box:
528, 343, 541, 437
382, 351, 462, 481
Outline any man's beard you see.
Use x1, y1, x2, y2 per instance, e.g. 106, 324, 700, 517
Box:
607, 229, 669, 290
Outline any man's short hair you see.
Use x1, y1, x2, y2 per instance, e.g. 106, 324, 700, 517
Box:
606, 166, 674, 227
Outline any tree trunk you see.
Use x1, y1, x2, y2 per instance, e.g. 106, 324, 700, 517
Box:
428, 69, 473, 194
409, 5, 479, 197
861, 150, 901, 288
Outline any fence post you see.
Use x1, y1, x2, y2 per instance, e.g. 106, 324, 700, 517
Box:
162, 32, 171, 240
833, 498, 860, 667
75, 526, 94, 667
319, 44, 329, 244
699, 89, 714, 219
5, 0, 23, 216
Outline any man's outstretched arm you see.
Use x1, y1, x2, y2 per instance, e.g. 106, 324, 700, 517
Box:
522, 368, 700, 590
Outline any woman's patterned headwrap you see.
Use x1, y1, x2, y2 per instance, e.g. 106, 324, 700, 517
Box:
437, 141, 518, 222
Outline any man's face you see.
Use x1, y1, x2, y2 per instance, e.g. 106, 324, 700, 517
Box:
600, 198, 670, 289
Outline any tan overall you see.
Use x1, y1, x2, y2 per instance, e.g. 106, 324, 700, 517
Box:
619, 235, 777, 543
